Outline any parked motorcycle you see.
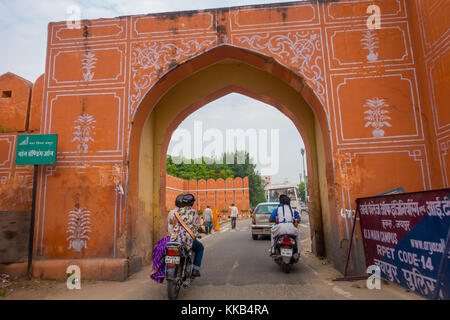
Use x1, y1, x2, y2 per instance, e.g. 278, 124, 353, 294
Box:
271, 234, 300, 273
164, 240, 197, 300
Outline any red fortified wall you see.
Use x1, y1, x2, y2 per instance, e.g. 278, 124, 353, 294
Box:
166, 175, 250, 217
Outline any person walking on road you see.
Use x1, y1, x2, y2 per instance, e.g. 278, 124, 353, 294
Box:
212, 207, 220, 231
229, 203, 239, 229
203, 206, 213, 234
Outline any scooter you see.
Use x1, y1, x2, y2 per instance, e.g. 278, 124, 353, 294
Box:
271, 234, 300, 273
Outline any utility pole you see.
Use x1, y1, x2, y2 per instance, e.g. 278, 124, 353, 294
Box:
301, 148, 307, 203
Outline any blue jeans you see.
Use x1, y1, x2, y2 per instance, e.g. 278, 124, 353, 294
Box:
192, 239, 204, 270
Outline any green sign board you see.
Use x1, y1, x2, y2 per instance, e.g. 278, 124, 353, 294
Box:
15, 134, 58, 165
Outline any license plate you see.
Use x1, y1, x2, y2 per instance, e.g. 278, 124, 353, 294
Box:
281, 248, 293, 257
165, 256, 180, 264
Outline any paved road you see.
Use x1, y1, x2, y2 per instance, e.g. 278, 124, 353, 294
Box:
2, 215, 421, 300
192, 217, 313, 287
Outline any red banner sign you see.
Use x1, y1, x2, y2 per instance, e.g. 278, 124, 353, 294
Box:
357, 189, 450, 299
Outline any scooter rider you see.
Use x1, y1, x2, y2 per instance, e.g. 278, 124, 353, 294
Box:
169, 193, 204, 277
269, 194, 300, 255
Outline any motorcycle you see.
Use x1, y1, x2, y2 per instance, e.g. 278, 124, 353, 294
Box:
164, 239, 199, 300
271, 234, 300, 273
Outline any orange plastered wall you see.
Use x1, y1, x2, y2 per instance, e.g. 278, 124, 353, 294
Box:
0, 134, 34, 211
406, 0, 450, 189
0, 73, 32, 132
18, 0, 447, 260
0, 72, 43, 212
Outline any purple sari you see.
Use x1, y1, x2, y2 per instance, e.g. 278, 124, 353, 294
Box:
150, 236, 170, 283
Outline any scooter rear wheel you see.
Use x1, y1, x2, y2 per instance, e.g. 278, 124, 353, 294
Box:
281, 263, 292, 274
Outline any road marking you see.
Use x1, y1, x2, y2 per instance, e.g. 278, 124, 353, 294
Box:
332, 285, 353, 299
217, 225, 249, 232
324, 281, 353, 299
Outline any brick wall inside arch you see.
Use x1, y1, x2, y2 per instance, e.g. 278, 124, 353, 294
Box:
165, 175, 250, 218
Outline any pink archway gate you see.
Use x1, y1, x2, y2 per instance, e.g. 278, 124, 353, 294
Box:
18, 1, 437, 281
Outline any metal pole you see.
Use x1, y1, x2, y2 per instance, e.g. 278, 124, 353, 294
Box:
344, 207, 359, 277
27, 164, 38, 279
333, 208, 368, 282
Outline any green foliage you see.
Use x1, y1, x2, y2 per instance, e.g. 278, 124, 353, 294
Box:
167, 151, 266, 206
0, 289, 6, 297
166, 155, 234, 180
297, 181, 308, 203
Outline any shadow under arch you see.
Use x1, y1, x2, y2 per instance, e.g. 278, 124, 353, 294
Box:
127, 45, 343, 271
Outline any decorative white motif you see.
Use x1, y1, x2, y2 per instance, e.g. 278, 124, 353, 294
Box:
72, 113, 96, 153
220, 34, 229, 44
235, 31, 325, 103
81, 51, 98, 81
112, 164, 124, 195
363, 98, 392, 137
361, 31, 379, 63
66, 207, 91, 252
130, 38, 216, 109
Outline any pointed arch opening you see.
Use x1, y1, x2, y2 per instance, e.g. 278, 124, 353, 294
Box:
127, 45, 344, 271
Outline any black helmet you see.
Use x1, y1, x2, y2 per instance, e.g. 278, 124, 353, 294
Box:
175, 194, 184, 208
181, 193, 195, 207
279, 194, 290, 205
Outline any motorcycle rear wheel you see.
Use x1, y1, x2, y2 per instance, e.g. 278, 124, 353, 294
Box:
281, 263, 292, 274
167, 279, 181, 300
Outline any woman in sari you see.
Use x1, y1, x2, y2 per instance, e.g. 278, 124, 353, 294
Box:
150, 194, 184, 283
169, 193, 204, 277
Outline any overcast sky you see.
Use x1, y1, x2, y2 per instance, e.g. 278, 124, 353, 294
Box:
0, 0, 307, 184
167, 93, 306, 184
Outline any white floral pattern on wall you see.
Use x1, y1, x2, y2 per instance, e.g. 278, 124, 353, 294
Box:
361, 31, 379, 63
66, 207, 91, 252
130, 38, 216, 111
363, 97, 392, 137
81, 51, 98, 81
235, 31, 326, 103
72, 113, 96, 153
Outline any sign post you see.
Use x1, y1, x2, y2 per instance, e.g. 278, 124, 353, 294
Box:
15, 134, 57, 279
